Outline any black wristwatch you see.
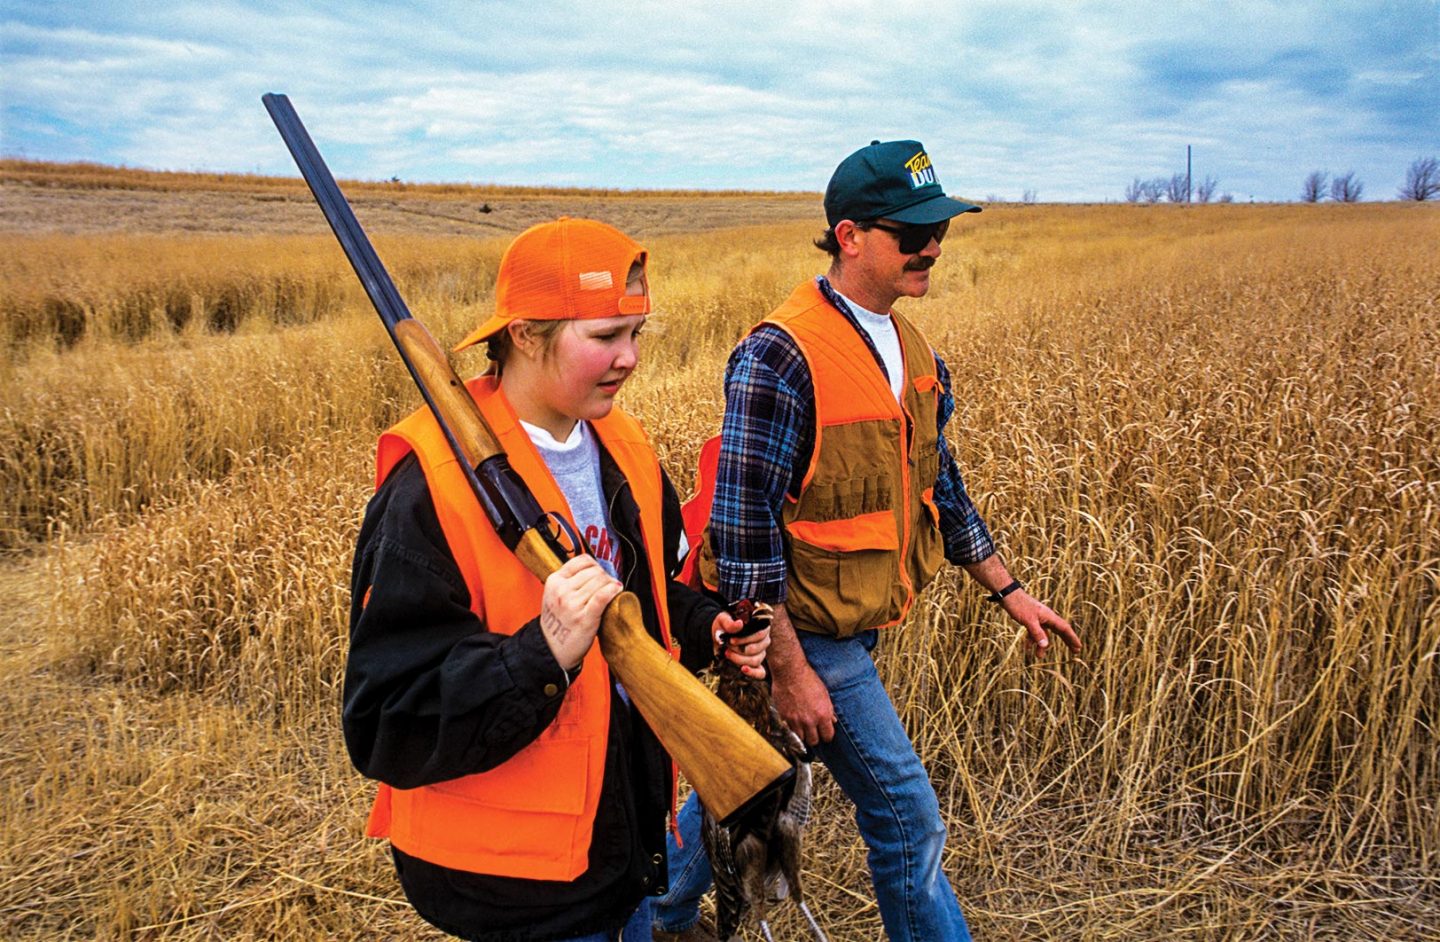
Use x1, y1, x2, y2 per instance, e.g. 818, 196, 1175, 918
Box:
985, 580, 1023, 604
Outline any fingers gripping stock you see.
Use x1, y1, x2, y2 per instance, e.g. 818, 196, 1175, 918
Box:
262, 93, 791, 824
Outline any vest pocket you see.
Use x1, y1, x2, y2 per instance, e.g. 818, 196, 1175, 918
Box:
912, 487, 946, 587
788, 510, 898, 552
430, 734, 591, 815
389, 734, 596, 879
786, 511, 900, 637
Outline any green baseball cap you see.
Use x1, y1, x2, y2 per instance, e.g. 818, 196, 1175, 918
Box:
824, 139, 981, 226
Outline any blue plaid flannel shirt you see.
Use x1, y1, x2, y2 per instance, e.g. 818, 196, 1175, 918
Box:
712, 276, 995, 604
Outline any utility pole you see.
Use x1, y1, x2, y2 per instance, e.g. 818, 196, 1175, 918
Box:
1187, 145, 1193, 204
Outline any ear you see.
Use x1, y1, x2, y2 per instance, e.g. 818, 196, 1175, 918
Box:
834, 220, 865, 260
506, 320, 541, 358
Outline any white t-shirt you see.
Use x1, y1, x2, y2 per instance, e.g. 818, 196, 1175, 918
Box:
834, 289, 905, 402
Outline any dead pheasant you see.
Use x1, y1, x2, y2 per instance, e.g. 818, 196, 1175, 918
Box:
702, 600, 828, 942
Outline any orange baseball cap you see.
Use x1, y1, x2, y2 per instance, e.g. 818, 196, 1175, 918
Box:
453, 217, 650, 352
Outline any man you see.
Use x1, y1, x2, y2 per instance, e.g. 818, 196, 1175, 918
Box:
654, 141, 1081, 941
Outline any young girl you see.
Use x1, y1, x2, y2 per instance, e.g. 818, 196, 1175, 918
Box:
342, 218, 769, 941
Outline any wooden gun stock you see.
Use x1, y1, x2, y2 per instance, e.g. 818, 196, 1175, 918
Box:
262, 92, 791, 825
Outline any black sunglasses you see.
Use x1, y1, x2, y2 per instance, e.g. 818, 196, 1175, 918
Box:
862, 218, 949, 254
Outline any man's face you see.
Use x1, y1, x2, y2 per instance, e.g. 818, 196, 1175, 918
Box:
852, 217, 948, 303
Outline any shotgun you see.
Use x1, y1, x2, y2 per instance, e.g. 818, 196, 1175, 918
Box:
261, 93, 791, 826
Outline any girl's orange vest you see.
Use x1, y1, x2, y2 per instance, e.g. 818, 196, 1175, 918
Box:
363, 375, 674, 882
695, 280, 946, 636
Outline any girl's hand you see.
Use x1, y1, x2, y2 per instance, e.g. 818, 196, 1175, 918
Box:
713, 610, 771, 678
540, 556, 623, 670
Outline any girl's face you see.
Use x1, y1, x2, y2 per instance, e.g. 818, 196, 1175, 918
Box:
533, 314, 646, 432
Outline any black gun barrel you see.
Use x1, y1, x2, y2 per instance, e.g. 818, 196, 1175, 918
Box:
261, 93, 414, 332
261, 91, 532, 545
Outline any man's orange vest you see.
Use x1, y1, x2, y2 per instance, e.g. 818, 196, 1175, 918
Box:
697, 280, 946, 636
363, 375, 674, 882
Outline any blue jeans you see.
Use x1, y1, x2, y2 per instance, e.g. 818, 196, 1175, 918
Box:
654, 630, 972, 941
653, 793, 710, 932
563, 895, 653, 941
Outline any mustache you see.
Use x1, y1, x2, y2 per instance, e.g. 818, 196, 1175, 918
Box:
904, 257, 935, 272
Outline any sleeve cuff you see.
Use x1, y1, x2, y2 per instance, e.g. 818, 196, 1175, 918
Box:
502, 618, 577, 703
716, 558, 789, 605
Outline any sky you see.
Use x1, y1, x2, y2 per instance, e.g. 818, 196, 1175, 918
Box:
2, 1, 1436, 202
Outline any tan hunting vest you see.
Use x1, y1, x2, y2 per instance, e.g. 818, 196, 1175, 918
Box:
700, 280, 946, 636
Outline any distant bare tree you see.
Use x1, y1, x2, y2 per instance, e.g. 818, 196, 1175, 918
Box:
1021, 188, 1038, 204
1125, 177, 1167, 204
1301, 171, 1328, 202
1165, 173, 1190, 203
1398, 156, 1439, 201
1330, 171, 1363, 202
1195, 176, 1218, 204
1217, 192, 1235, 203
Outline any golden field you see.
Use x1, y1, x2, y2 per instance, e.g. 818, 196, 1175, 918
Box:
1, 163, 1437, 940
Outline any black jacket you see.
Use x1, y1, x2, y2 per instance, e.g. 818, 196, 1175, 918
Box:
343, 443, 721, 941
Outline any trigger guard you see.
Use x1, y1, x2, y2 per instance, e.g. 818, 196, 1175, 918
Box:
540, 511, 584, 561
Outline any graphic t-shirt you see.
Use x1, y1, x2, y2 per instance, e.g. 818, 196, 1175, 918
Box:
522, 419, 623, 579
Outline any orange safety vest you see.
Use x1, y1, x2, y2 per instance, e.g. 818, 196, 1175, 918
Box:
363, 374, 675, 882
695, 280, 946, 636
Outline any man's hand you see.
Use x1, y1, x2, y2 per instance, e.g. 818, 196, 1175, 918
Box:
963, 557, 1082, 657
767, 603, 836, 746
772, 662, 836, 746
539, 556, 623, 670
1002, 590, 1081, 656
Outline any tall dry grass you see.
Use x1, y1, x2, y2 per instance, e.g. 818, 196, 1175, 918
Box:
884, 207, 1440, 938
0, 233, 509, 548
0, 231, 506, 350
2, 199, 1437, 940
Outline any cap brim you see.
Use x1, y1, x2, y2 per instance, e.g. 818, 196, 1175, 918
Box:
452, 313, 514, 353
887, 195, 982, 224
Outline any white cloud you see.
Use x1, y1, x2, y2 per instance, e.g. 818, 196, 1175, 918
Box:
2, 1, 1435, 199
